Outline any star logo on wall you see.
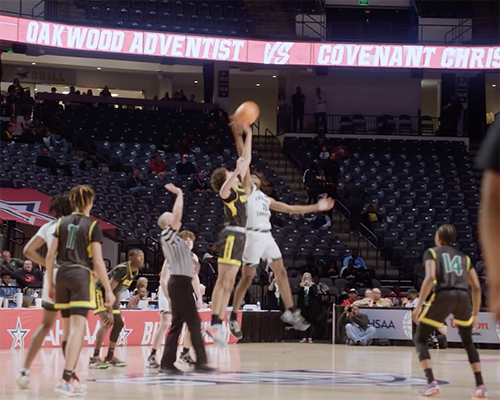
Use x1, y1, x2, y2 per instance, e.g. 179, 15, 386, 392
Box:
116, 318, 132, 346
8, 317, 30, 350
0, 200, 54, 225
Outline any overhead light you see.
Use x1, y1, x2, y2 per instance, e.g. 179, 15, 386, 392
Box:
194, 80, 199, 84
34, 88, 37, 91
493, 84, 497, 87
97, 67, 101, 70
272, 75, 277, 78
62, 91, 69, 94
111, 93, 118, 97
31, 62, 36, 65
256, 83, 261, 87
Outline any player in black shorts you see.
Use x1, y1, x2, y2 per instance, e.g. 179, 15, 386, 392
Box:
413, 225, 487, 398
89, 249, 144, 369
46, 185, 115, 396
205, 123, 253, 346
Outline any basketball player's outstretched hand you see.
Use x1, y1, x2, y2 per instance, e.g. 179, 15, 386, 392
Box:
105, 291, 116, 308
317, 197, 335, 211
165, 183, 181, 195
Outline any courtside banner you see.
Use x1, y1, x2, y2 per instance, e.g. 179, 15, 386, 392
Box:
362, 308, 413, 340
0, 309, 241, 350
445, 313, 500, 344
0, 188, 116, 233
1, 16, 499, 69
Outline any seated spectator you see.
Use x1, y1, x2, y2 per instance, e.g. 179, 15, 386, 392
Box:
331, 145, 350, 159
178, 89, 188, 102
161, 92, 170, 101
190, 172, 210, 192
128, 286, 148, 308
321, 259, 339, 279
178, 134, 194, 154
1, 271, 15, 287
99, 86, 112, 97
341, 288, 359, 306
353, 288, 374, 307
340, 305, 376, 346
353, 268, 373, 289
361, 204, 381, 231
0, 250, 23, 273
36, 147, 73, 176
342, 247, 367, 270
402, 288, 419, 308
267, 274, 281, 310
12, 260, 43, 289
1, 123, 15, 142
202, 244, 218, 269
160, 137, 173, 152
127, 169, 148, 194
308, 211, 332, 230
205, 132, 222, 155
149, 153, 167, 176
341, 259, 357, 280
297, 273, 319, 343
387, 285, 406, 306
41, 130, 69, 153
30, 118, 47, 138
176, 154, 196, 176
313, 275, 329, 294
296, 255, 320, 278
188, 94, 196, 102
318, 146, 330, 164
371, 288, 391, 308
79, 153, 99, 170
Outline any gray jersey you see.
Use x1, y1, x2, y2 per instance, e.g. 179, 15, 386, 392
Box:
160, 226, 193, 277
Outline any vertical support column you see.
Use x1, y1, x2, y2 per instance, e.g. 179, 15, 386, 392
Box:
213, 62, 230, 113
158, 74, 172, 100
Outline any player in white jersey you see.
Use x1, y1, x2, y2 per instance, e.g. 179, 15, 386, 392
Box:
228, 122, 335, 339
16, 194, 73, 389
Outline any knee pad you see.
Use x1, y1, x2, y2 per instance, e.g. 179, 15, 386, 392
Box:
109, 314, 124, 343
458, 326, 480, 364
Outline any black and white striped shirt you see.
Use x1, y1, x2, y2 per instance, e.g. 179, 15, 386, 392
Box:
160, 226, 194, 277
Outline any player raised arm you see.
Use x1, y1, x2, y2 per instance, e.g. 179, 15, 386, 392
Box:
231, 123, 253, 195
219, 157, 245, 199
165, 183, 183, 231
269, 197, 334, 214
412, 259, 436, 324
467, 259, 482, 329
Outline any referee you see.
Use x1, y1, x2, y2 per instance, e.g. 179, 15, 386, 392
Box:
157, 183, 214, 374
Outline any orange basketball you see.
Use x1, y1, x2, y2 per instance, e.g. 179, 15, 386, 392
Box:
233, 101, 260, 126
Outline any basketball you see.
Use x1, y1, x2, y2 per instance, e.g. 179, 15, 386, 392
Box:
233, 101, 260, 126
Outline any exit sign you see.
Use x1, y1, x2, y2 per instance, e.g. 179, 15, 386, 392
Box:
359, 0, 370, 5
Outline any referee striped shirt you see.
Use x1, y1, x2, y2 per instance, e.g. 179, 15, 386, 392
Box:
160, 226, 194, 277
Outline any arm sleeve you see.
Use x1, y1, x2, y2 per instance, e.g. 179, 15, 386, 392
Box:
89, 222, 104, 243
350, 314, 369, 330
476, 119, 500, 173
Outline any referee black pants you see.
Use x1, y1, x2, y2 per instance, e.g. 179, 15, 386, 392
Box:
161, 275, 208, 368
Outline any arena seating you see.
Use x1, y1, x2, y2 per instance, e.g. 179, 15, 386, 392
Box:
284, 136, 480, 271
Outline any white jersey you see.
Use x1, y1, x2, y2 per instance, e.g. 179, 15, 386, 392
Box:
35, 220, 57, 247
246, 185, 272, 231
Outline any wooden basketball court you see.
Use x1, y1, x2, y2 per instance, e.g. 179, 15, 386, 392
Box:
1, 344, 499, 399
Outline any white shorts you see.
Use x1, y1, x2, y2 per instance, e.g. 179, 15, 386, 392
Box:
41, 268, 58, 310
158, 286, 171, 314
242, 231, 282, 266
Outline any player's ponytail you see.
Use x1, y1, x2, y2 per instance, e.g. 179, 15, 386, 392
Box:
69, 185, 95, 212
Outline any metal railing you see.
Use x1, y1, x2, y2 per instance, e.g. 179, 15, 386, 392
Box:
357, 223, 380, 271
444, 18, 472, 44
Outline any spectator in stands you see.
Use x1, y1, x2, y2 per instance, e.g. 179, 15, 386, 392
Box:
178, 134, 194, 154
267, 274, 281, 310
362, 204, 380, 232
341, 289, 359, 306
200, 244, 218, 286
277, 92, 288, 133
343, 247, 367, 270
314, 87, 327, 133
149, 154, 167, 177
160, 137, 173, 152
41, 130, 69, 153
127, 169, 148, 194
371, 288, 391, 307
203, 244, 218, 268
99, 86, 112, 97
1, 123, 15, 142
303, 163, 321, 204
340, 305, 376, 346
176, 154, 196, 176
344, 179, 368, 232
318, 146, 330, 166
190, 172, 210, 192
313, 275, 329, 294
30, 118, 46, 138
178, 90, 188, 102
128, 286, 148, 308
1, 271, 15, 287
309, 211, 331, 230
296, 255, 320, 278
331, 144, 350, 160
291, 86, 305, 133
353, 268, 373, 290
79, 153, 99, 170
353, 288, 373, 307
161, 92, 170, 101
21, 88, 35, 116
8, 78, 24, 116
322, 152, 342, 199
341, 259, 357, 280
0, 250, 23, 273
321, 259, 340, 279
387, 285, 406, 306
12, 260, 43, 289
188, 94, 196, 102
441, 94, 463, 136
36, 147, 73, 176
297, 273, 319, 343
402, 288, 419, 308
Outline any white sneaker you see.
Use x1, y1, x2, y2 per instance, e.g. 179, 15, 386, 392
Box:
16, 369, 30, 389
205, 324, 227, 347
226, 314, 243, 339
281, 309, 310, 331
